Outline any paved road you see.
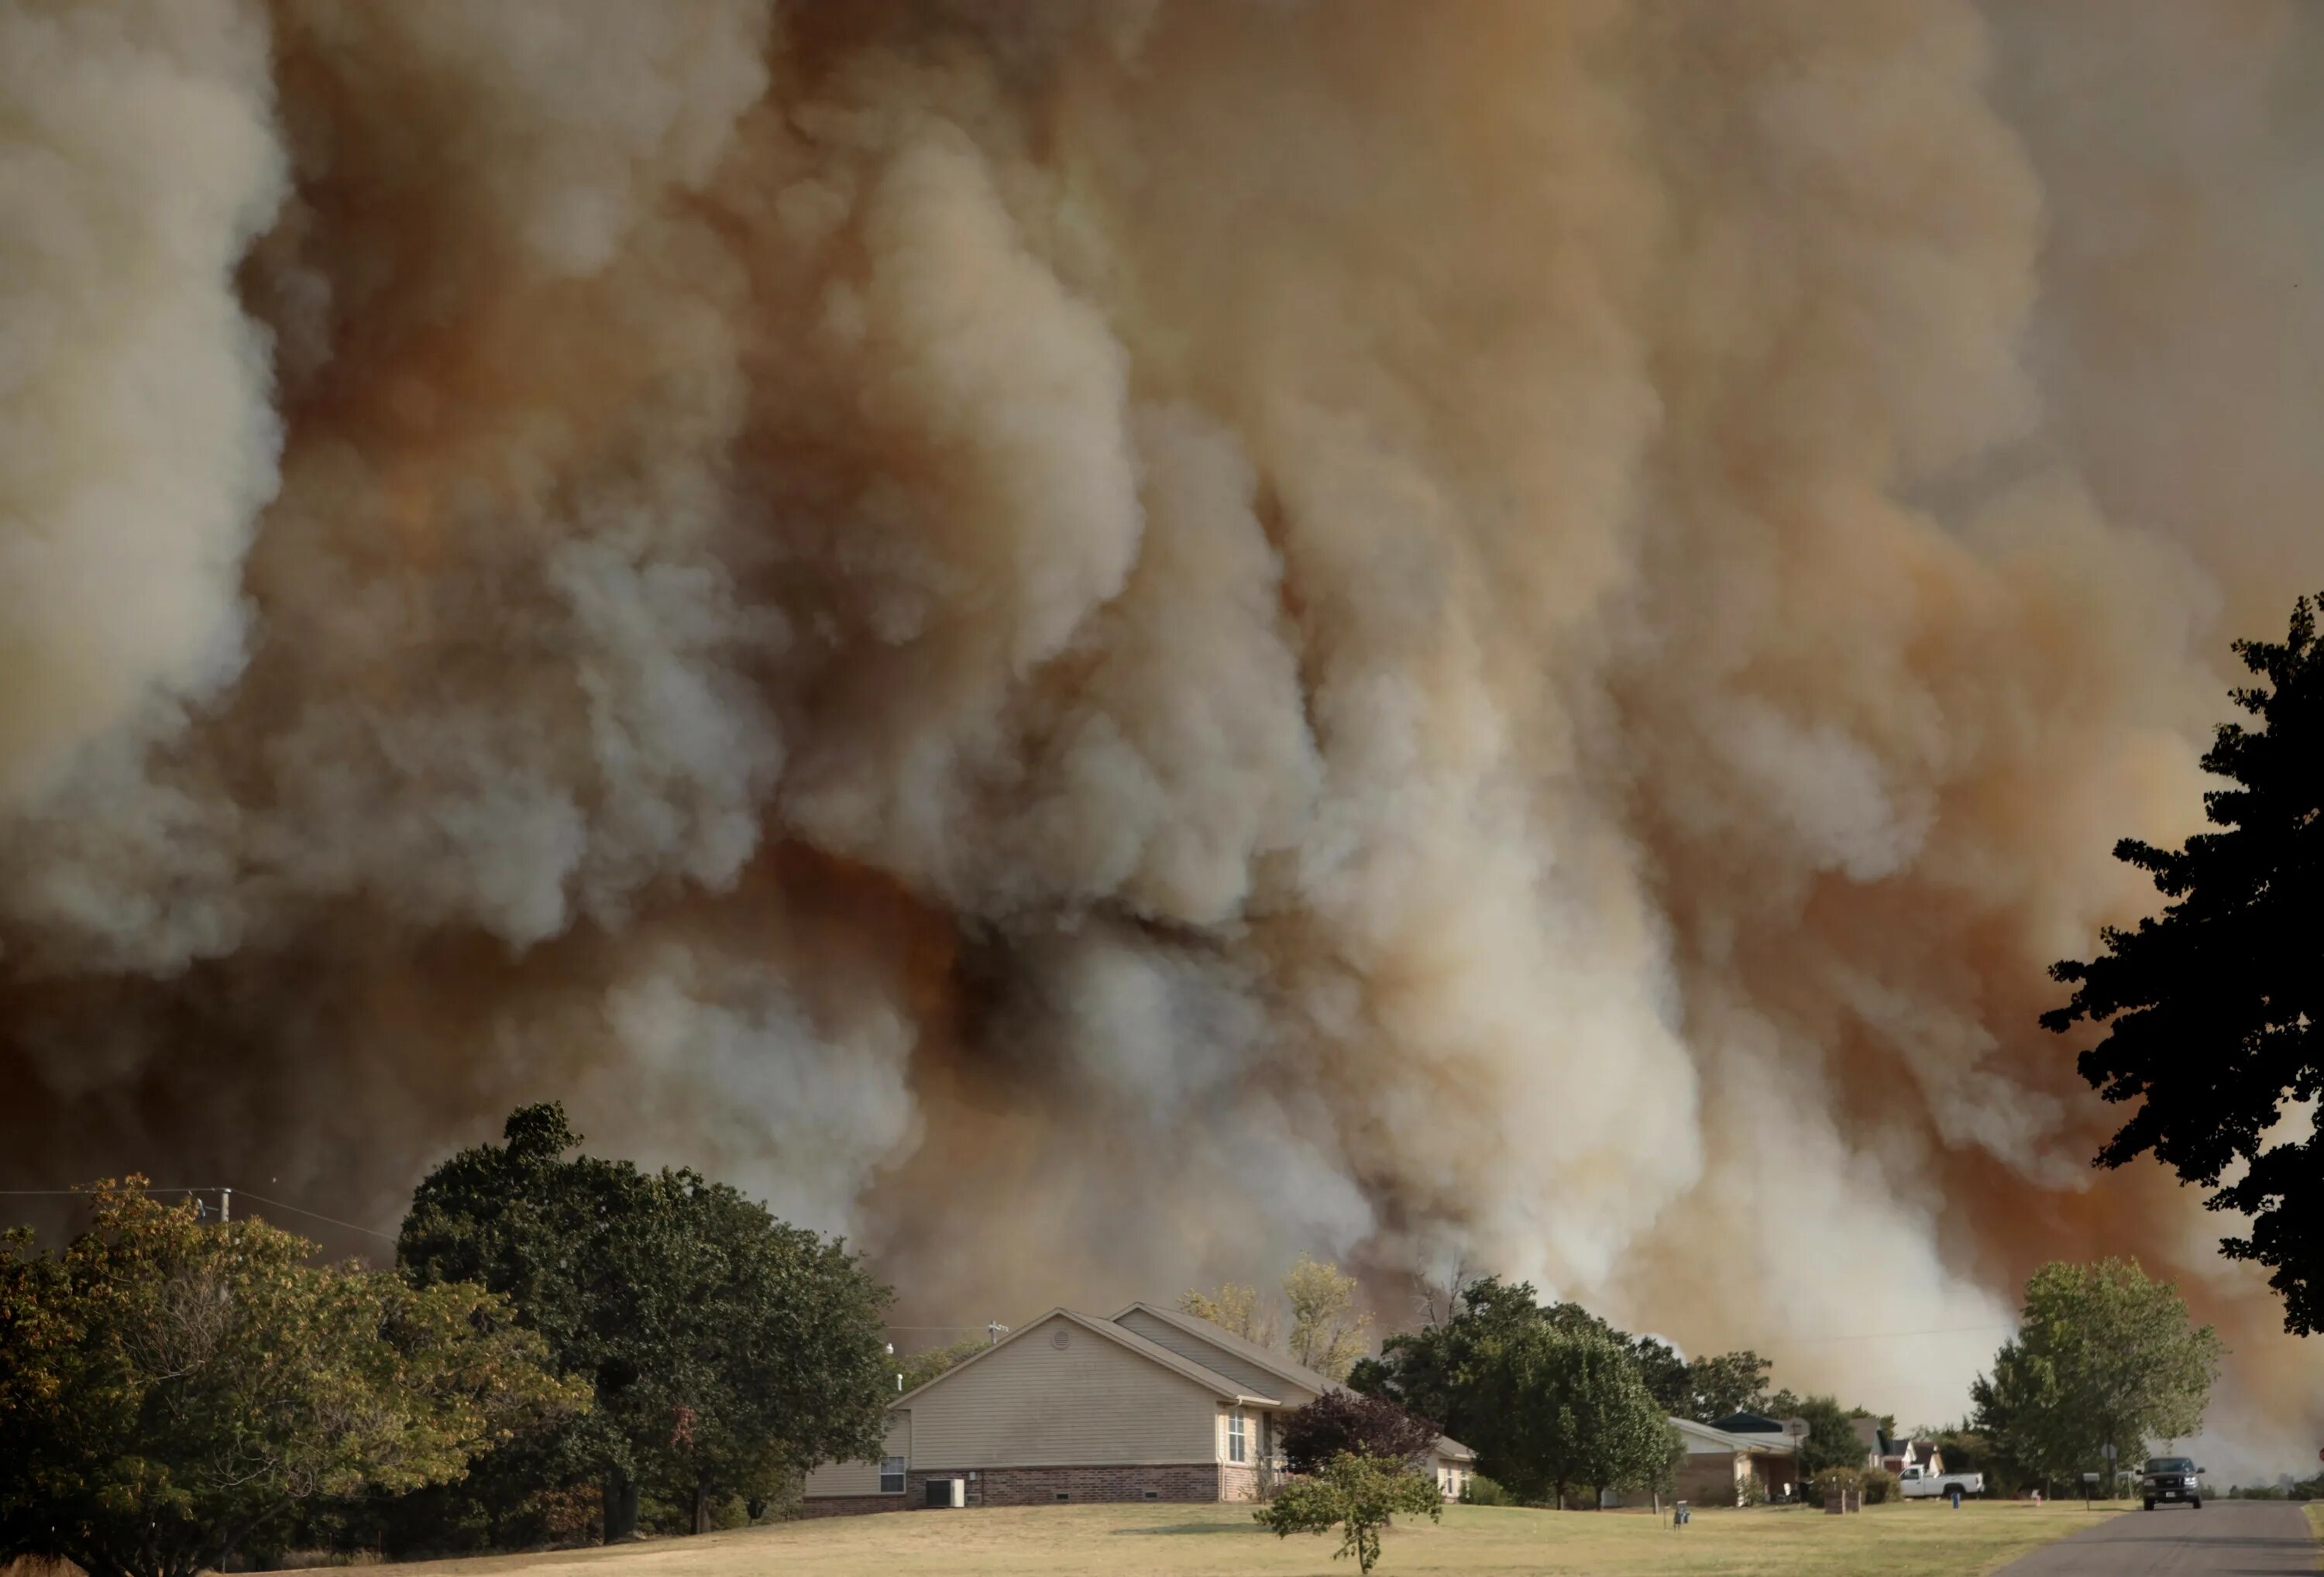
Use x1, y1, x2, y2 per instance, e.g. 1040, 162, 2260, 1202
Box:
1993, 1500, 2314, 1575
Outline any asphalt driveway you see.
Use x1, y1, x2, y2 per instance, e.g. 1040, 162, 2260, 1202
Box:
1992, 1500, 2312, 1575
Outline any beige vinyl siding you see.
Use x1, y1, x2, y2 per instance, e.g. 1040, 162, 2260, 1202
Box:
1116, 1310, 1318, 1403
803, 1412, 911, 1497
1216, 1403, 1263, 1465
912, 1313, 1218, 1468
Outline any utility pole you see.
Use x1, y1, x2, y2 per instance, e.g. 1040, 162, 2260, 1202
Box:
219, 1187, 231, 1224
987, 1321, 1009, 1346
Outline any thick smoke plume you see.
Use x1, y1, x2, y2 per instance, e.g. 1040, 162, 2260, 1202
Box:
3, 0, 2319, 1462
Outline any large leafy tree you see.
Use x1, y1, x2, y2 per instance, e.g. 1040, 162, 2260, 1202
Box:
1683, 1350, 1772, 1423
397, 1105, 893, 1540
1970, 1259, 2223, 1494
1347, 1276, 1545, 1441
1350, 1276, 1767, 1436
1758, 1390, 1864, 1479
0, 1182, 579, 1577
2045, 593, 2322, 1334
1464, 1322, 1676, 1510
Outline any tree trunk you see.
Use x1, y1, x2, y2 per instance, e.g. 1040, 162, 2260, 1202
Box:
604, 1466, 641, 1543
692, 1482, 711, 1536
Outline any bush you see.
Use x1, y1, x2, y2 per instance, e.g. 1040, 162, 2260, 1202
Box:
1812, 1466, 1863, 1506
1459, 1475, 1514, 1507
1861, 1467, 1899, 1505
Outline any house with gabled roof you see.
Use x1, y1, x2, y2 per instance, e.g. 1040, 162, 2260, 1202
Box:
802, 1302, 1476, 1514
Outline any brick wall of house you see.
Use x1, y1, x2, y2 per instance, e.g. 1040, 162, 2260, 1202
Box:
799, 1494, 910, 1518
1674, 1454, 1743, 1508
805, 1462, 1241, 1516
976, 1463, 1223, 1506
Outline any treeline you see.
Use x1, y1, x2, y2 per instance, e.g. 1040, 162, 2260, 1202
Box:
0, 1105, 895, 1577
1345, 1275, 1875, 1507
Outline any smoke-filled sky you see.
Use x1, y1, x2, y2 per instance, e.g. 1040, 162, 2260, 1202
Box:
4, 0, 2319, 1468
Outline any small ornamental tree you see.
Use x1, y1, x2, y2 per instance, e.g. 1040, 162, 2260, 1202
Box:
0, 1181, 583, 1577
1257, 1452, 1442, 1575
1281, 1391, 1442, 1475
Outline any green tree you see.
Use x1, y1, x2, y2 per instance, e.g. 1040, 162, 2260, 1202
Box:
1683, 1350, 1772, 1423
1349, 1276, 1549, 1441
896, 1335, 987, 1395
0, 1181, 581, 1577
1624, 1335, 1689, 1416
397, 1105, 893, 1540
2045, 593, 2322, 1335
1466, 1322, 1676, 1510
1970, 1259, 2224, 1496
1285, 1255, 1374, 1379
1255, 1451, 1442, 1575
1924, 1424, 1991, 1479
1761, 1391, 1865, 1479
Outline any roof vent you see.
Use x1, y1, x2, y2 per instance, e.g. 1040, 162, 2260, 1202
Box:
1050, 1327, 1072, 1350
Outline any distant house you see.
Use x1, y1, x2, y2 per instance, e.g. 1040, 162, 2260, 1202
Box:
1602, 1417, 1799, 1509
1432, 1435, 1479, 1500
1707, 1410, 1789, 1437
1673, 1417, 1800, 1505
803, 1302, 1477, 1514
1851, 1417, 1941, 1476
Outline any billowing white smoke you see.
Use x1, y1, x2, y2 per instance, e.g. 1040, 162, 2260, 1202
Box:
0, 0, 284, 807
1, 0, 2317, 1462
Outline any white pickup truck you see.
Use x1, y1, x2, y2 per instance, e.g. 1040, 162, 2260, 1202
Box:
1897, 1465, 1984, 1500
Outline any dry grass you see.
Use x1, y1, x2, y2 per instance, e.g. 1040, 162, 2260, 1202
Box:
2304, 1500, 2322, 1562
292, 1500, 2123, 1577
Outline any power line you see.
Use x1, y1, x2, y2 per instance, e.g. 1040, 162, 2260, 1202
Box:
233, 1191, 400, 1244
0, 1188, 217, 1196
2, 1185, 400, 1243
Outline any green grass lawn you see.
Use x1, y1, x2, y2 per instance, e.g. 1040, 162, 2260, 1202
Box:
329, 1500, 2122, 1577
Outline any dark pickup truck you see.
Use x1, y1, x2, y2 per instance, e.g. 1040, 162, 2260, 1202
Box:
2140, 1455, 2203, 1510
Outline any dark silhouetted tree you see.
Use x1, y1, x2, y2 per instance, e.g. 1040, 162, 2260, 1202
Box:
2045, 592, 2322, 1335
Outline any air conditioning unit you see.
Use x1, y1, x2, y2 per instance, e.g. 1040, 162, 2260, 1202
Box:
925, 1479, 965, 1509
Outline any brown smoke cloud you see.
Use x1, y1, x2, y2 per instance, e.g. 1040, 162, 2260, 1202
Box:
3, 0, 2319, 1469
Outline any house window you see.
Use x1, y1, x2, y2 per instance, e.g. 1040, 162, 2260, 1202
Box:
1228, 1408, 1248, 1465
879, 1456, 906, 1493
